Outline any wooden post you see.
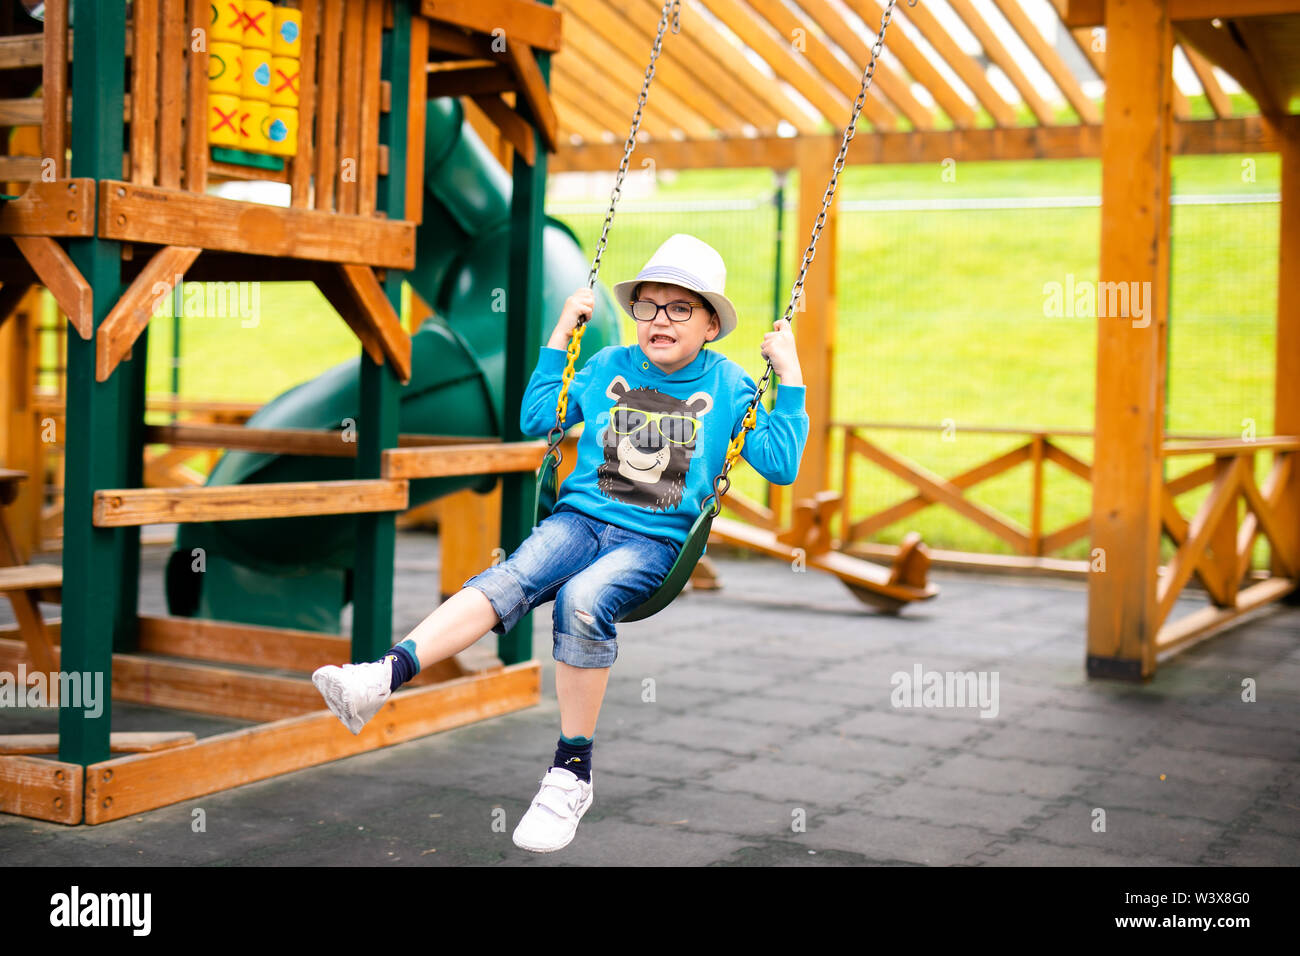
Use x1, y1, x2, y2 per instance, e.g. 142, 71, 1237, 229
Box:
351, 0, 412, 663
790, 136, 837, 505
61, 0, 129, 764
1276, 116, 1300, 577
1086, 0, 1174, 681
500, 7, 553, 667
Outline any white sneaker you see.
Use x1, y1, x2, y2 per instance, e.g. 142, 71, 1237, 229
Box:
512, 767, 594, 853
311, 658, 393, 734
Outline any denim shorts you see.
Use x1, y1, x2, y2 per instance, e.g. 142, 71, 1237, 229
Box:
461, 505, 678, 669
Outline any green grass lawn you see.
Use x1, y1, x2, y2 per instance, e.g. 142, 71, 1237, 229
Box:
124, 153, 1281, 563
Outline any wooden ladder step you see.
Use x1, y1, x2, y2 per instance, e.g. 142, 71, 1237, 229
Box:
0, 564, 62, 593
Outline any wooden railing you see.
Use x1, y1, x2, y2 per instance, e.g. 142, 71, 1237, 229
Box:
1155, 437, 1297, 651
836, 422, 1101, 559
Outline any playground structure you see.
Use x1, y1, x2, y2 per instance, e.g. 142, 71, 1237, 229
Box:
0, 0, 1297, 826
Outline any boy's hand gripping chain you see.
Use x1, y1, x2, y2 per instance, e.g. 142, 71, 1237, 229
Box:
700, 0, 908, 518
544, 0, 682, 469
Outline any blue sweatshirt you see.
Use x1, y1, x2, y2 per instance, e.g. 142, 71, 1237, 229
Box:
520, 343, 810, 547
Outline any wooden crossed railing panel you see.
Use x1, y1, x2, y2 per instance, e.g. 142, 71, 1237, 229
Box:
837, 426, 1095, 557
1155, 439, 1298, 645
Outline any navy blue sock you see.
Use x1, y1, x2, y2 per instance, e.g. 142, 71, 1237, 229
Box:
385, 639, 420, 692
553, 734, 593, 782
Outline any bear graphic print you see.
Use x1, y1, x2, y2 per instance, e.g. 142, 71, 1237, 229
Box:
596, 375, 713, 512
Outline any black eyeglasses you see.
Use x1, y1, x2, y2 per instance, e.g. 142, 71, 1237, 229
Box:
631, 299, 705, 323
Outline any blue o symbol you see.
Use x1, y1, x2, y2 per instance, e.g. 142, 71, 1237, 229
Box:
267, 118, 288, 142
255, 62, 271, 86
280, 21, 299, 43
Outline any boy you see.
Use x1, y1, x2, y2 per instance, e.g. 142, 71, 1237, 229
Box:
312, 234, 809, 852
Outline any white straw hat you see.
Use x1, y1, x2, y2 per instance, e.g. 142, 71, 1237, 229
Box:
612, 234, 738, 340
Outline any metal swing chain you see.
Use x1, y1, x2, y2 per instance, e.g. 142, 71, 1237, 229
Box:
700, 0, 907, 518
544, 0, 682, 467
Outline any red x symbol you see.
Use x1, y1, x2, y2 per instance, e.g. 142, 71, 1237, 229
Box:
243, 8, 267, 36
225, 2, 243, 29
211, 105, 238, 134
274, 68, 299, 96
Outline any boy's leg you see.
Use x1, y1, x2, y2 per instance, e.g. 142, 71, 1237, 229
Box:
313, 510, 597, 734
513, 532, 675, 852
555, 661, 611, 740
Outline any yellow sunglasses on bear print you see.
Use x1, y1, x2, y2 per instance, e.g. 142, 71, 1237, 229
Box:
609, 405, 700, 445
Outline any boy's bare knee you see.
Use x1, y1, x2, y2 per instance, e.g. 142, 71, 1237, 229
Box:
574, 608, 595, 626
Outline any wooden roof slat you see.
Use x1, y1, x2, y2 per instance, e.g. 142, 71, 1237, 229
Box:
636, 0, 821, 135
549, 87, 617, 143
551, 59, 678, 140
557, 13, 720, 139
899, 0, 1018, 126
747, 0, 928, 129
1181, 42, 1232, 117
619, 0, 786, 133
554, 51, 708, 139
561, 1, 747, 136
945, 0, 1058, 125
839, 0, 978, 128
1048, 0, 1190, 119
991, 0, 1100, 123
704, 0, 892, 130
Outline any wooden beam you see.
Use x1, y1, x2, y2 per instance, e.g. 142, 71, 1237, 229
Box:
11, 235, 92, 339
382, 440, 547, 479
790, 136, 837, 504
1163, 436, 1300, 455
502, 35, 559, 152
157, 0, 186, 189
97, 182, 417, 268
632, 0, 820, 135
1156, 577, 1297, 653
336, 262, 413, 382
553, 117, 1277, 170
405, 12, 428, 224
947, 0, 1058, 125
470, 93, 537, 165
619, 0, 788, 134
95, 244, 201, 381
1276, 118, 1300, 580
1175, 21, 1284, 115
92, 479, 410, 527
0, 178, 96, 236
83, 661, 541, 823
556, 0, 743, 136
426, 63, 516, 98
551, 55, 695, 141
705, 0, 890, 130
1182, 42, 1232, 117
0, 754, 82, 824
336, 0, 367, 215
831, 0, 979, 128
745, 0, 925, 129
184, 0, 209, 193
421, 0, 563, 52
552, 15, 708, 139
899, 0, 1018, 127
1087, 0, 1175, 680
991, 0, 1101, 123
0, 732, 195, 755
42, 0, 69, 181
1067, 0, 1300, 22
315, 0, 344, 212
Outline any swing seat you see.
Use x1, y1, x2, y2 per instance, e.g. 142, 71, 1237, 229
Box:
534, 450, 713, 622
